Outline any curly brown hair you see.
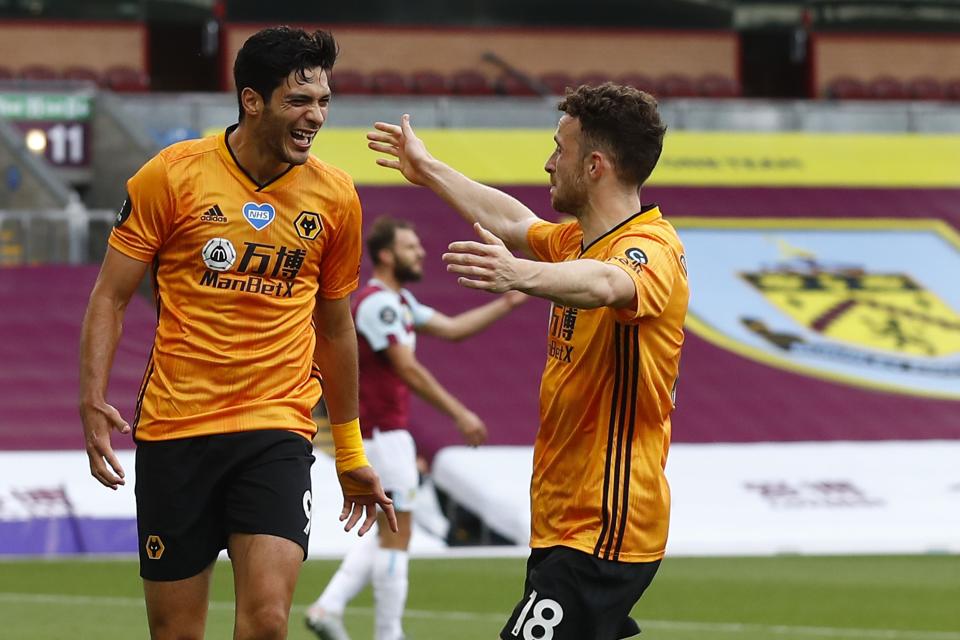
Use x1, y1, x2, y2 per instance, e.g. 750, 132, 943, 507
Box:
558, 83, 667, 186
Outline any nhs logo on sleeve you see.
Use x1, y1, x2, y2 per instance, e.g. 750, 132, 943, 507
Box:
242, 202, 275, 231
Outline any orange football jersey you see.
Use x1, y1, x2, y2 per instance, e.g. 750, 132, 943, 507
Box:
109, 126, 362, 442
526, 205, 688, 562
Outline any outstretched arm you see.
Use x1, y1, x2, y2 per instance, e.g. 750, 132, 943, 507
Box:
314, 295, 398, 535
419, 291, 526, 342
384, 343, 487, 447
444, 224, 637, 310
368, 114, 542, 257
79, 247, 147, 490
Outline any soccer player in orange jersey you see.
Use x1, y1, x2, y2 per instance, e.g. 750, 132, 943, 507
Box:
79, 27, 395, 640
368, 84, 688, 640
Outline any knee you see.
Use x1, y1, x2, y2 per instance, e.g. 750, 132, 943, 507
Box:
235, 602, 288, 640
148, 614, 204, 640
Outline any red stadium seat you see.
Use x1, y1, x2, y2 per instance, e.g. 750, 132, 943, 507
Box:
370, 69, 412, 95
867, 76, 909, 100
0, 66, 14, 80
410, 70, 448, 95
330, 69, 371, 95
62, 66, 102, 86
19, 65, 59, 81
576, 71, 612, 88
946, 78, 960, 101
495, 73, 539, 96
104, 66, 149, 92
908, 76, 945, 101
826, 76, 868, 99
657, 73, 697, 98
538, 72, 576, 95
698, 73, 740, 98
616, 73, 657, 94
450, 70, 494, 96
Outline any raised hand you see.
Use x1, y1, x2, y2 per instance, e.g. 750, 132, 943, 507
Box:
367, 114, 434, 186
443, 223, 531, 293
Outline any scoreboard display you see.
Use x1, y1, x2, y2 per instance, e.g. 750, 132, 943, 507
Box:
0, 90, 93, 182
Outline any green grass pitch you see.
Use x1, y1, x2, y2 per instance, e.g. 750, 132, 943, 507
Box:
0, 555, 957, 639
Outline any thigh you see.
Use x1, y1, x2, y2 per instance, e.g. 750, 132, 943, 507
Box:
223, 430, 316, 556
135, 437, 225, 581
365, 428, 419, 511
229, 532, 303, 623
500, 547, 661, 640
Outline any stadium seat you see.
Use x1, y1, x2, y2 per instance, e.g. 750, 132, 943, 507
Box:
410, 70, 448, 95
494, 73, 540, 96
330, 69, 370, 95
576, 71, 612, 88
538, 72, 576, 95
62, 66, 102, 86
698, 73, 740, 98
657, 73, 698, 98
104, 66, 149, 92
946, 78, 960, 101
370, 69, 412, 95
826, 76, 868, 100
0, 66, 14, 80
908, 76, 946, 101
19, 65, 59, 81
616, 73, 657, 94
867, 75, 909, 100
450, 70, 495, 96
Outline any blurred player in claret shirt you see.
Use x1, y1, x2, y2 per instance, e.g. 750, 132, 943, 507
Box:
367, 83, 689, 640
79, 26, 395, 640
306, 215, 525, 640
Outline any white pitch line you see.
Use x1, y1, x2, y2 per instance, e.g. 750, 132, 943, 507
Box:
0, 592, 957, 640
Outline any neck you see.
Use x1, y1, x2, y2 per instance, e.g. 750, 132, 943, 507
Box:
577, 184, 644, 246
228, 122, 289, 186
373, 266, 401, 291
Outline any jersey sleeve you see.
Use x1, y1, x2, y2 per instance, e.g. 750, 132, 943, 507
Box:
526, 220, 582, 262
403, 290, 436, 327
108, 154, 175, 263
355, 291, 406, 352
605, 233, 682, 323
318, 183, 362, 299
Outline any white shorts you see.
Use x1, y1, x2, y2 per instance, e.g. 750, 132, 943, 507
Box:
364, 428, 418, 512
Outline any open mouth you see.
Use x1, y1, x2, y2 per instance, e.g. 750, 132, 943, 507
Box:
291, 129, 316, 150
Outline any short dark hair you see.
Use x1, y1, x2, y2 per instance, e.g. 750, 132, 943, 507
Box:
366, 216, 414, 265
233, 26, 339, 121
558, 83, 667, 187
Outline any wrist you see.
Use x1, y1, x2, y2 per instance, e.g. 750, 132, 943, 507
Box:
330, 418, 370, 475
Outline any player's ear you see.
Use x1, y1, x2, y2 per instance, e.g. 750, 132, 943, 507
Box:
240, 87, 263, 118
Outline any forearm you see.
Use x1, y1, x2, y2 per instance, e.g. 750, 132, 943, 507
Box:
421, 158, 537, 252
396, 361, 467, 420
79, 293, 124, 407
518, 259, 633, 309
445, 297, 516, 341
313, 326, 359, 424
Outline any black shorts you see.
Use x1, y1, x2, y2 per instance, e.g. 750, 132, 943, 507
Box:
135, 429, 315, 581
500, 546, 660, 640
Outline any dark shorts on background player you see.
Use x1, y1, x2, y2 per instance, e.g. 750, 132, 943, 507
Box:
500, 546, 660, 640
135, 429, 315, 581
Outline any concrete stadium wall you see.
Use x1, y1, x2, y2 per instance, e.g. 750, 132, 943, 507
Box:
222, 24, 739, 88
812, 32, 960, 96
0, 20, 147, 76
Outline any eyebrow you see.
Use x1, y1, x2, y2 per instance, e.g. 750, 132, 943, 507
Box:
285, 91, 330, 102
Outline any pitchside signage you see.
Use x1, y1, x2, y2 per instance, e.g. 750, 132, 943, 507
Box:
677, 218, 960, 399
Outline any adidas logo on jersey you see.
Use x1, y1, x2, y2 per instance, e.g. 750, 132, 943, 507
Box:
200, 204, 227, 223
